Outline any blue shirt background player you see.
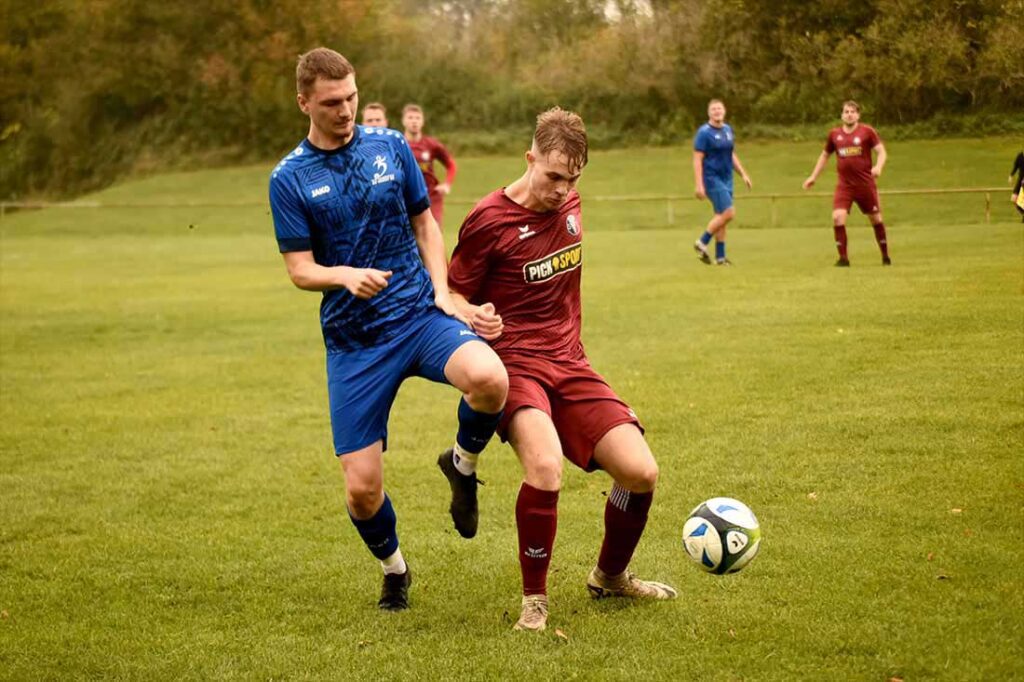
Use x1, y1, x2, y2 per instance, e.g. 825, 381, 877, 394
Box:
269, 49, 507, 611
691, 99, 752, 265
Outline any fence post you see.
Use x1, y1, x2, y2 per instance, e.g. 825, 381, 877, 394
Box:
985, 192, 990, 223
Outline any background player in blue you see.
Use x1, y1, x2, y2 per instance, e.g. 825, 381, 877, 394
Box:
691, 99, 753, 265
268, 48, 508, 611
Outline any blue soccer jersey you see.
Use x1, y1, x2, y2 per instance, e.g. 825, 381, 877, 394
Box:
694, 123, 735, 189
269, 126, 433, 352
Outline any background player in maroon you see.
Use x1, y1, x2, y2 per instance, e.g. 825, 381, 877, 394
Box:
403, 104, 457, 226
447, 107, 677, 633
803, 100, 891, 266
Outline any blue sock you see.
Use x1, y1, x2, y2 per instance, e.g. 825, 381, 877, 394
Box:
456, 397, 502, 455
700, 231, 713, 246
349, 493, 399, 560
715, 240, 726, 261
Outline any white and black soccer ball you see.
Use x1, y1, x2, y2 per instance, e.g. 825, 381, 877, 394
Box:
682, 497, 762, 574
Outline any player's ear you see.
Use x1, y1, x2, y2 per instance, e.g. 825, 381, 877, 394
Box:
525, 150, 535, 165
297, 92, 309, 114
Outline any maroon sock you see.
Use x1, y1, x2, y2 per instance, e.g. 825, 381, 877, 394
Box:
515, 482, 559, 596
872, 222, 889, 258
597, 484, 654, 577
833, 224, 848, 259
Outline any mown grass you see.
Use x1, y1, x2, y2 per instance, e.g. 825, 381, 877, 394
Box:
1, 139, 1022, 680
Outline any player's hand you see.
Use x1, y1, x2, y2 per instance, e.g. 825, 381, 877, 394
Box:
871, 165, 882, 178
469, 302, 503, 341
802, 177, 815, 190
343, 268, 392, 299
436, 182, 451, 196
434, 292, 469, 325
742, 174, 753, 190
695, 186, 706, 200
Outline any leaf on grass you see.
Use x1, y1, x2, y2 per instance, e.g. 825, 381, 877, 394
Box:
888, 677, 904, 682
963, 528, 974, 537
0, 609, 8, 619
357, 640, 372, 648
555, 628, 569, 641
926, 552, 934, 561
950, 508, 963, 514
728, 628, 736, 638
807, 492, 818, 501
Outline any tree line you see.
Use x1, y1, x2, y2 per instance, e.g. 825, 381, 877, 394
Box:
2, 0, 1021, 199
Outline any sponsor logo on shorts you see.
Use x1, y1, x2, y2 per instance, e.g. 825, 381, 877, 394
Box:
459, 329, 477, 337
523, 243, 583, 284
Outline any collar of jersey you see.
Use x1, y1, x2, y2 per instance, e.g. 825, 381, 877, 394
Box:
304, 126, 361, 155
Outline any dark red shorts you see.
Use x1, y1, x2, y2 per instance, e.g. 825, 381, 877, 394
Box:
498, 353, 643, 471
428, 191, 445, 224
833, 185, 880, 214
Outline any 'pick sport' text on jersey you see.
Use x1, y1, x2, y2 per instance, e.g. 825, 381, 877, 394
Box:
269, 126, 433, 352
448, 189, 584, 359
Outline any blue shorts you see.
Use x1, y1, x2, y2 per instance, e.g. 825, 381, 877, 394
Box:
706, 182, 733, 214
326, 307, 479, 455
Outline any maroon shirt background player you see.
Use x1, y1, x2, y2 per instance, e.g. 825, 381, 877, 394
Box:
804, 100, 892, 266
448, 107, 677, 633
402, 104, 457, 226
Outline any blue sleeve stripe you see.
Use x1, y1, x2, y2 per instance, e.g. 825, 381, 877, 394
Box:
278, 237, 312, 252
408, 197, 431, 218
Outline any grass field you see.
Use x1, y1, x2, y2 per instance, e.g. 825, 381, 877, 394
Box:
2, 137, 1022, 680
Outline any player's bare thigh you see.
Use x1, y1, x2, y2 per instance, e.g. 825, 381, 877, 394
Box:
443, 339, 508, 413
507, 407, 563, 492
592, 423, 658, 494
339, 440, 385, 519
832, 208, 849, 225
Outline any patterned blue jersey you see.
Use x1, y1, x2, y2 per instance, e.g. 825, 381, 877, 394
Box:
694, 123, 735, 189
269, 126, 433, 352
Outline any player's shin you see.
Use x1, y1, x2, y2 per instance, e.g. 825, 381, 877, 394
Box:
453, 397, 502, 475
516, 482, 559, 596
349, 493, 404, 573
872, 222, 889, 259
597, 483, 654, 577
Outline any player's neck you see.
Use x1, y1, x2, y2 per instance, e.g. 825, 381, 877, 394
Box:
842, 123, 858, 134
506, 176, 548, 213
307, 123, 353, 151
708, 119, 725, 128
405, 131, 423, 142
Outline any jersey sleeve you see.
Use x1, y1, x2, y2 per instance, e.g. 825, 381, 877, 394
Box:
824, 132, 836, 154
269, 173, 312, 253
433, 140, 457, 184
397, 137, 431, 217
866, 126, 880, 148
448, 208, 497, 301
693, 127, 709, 153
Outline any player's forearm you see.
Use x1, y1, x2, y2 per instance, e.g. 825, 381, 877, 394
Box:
444, 159, 457, 185
449, 291, 475, 320
286, 260, 349, 292
412, 217, 451, 297
692, 153, 704, 188
874, 145, 887, 172
809, 154, 828, 181
732, 154, 749, 178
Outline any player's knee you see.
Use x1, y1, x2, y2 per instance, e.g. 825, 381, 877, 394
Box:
465, 358, 508, 410
347, 485, 384, 519
623, 458, 659, 493
524, 453, 562, 490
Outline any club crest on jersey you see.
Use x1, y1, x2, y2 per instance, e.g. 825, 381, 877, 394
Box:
566, 214, 580, 236
523, 243, 583, 284
420, 151, 430, 161
372, 155, 396, 185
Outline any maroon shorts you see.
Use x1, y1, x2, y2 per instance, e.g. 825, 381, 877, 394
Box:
498, 353, 643, 471
428, 191, 445, 224
833, 185, 880, 214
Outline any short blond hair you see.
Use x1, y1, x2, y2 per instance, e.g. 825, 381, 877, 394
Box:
402, 103, 423, 116
843, 100, 861, 113
363, 102, 387, 115
533, 107, 588, 174
296, 47, 354, 95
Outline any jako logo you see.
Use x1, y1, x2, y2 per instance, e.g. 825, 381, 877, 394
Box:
311, 185, 331, 198
372, 154, 396, 186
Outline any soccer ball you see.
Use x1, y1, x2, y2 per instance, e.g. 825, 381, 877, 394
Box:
682, 497, 762, 574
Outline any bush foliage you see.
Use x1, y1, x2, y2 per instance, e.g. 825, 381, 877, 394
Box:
2, 0, 1022, 198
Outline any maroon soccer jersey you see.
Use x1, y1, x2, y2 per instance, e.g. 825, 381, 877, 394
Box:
825, 125, 880, 187
449, 189, 584, 358
407, 136, 456, 193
